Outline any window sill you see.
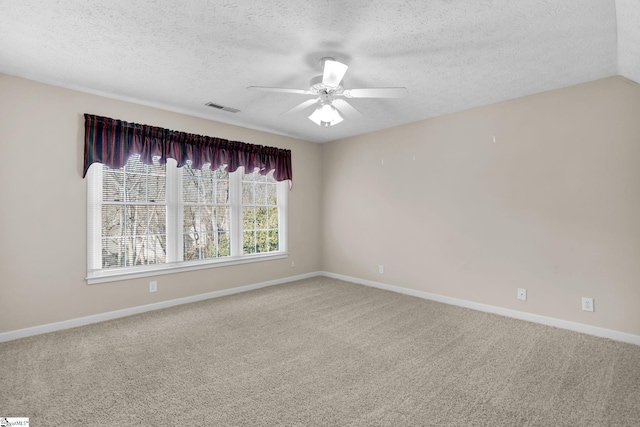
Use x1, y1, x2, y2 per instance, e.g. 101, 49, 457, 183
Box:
86, 252, 289, 284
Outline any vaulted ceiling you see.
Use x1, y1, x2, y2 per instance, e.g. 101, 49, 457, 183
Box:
1, 0, 638, 143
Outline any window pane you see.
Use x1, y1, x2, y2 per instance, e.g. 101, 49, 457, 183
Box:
148, 157, 165, 176
243, 207, 255, 230
125, 205, 149, 236
216, 180, 229, 204
217, 207, 230, 233
255, 183, 266, 204
256, 230, 268, 253
102, 205, 124, 236
147, 234, 167, 264
214, 167, 229, 180
182, 174, 198, 203
182, 231, 230, 261
102, 237, 123, 268
199, 177, 214, 204
149, 206, 167, 235
266, 183, 277, 204
184, 206, 198, 233
148, 173, 166, 202
183, 233, 199, 260
182, 205, 229, 260
125, 173, 147, 202
255, 207, 268, 229
242, 181, 254, 204
199, 206, 216, 233
268, 207, 279, 229
125, 236, 147, 266
183, 163, 229, 205
243, 231, 256, 254
199, 232, 216, 259
218, 232, 230, 257
268, 230, 279, 251
125, 154, 146, 174
103, 170, 124, 202
184, 206, 228, 243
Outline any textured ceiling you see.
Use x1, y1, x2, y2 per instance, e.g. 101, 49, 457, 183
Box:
0, 0, 638, 143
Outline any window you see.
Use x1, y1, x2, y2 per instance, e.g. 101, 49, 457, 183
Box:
100, 154, 167, 269
242, 171, 280, 254
182, 163, 230, 261
87, 155, 287, 284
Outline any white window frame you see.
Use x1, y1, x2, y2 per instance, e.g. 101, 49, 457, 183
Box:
86, 159, 288, 284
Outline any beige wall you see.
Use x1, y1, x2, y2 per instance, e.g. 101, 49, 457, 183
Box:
2, 73, 640, 338
322, 76, 640, 336
0, 74, 322, 333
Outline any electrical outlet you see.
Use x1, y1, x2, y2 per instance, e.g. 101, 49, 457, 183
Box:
379, 265, 384, 274
582, 297, 594, 312
149, 281, 157, 293
517, 288, 527, 301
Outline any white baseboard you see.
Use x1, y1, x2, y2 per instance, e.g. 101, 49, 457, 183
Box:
320, 271, 640, 347
3, 270, 639, 346
0, 272, 321, 343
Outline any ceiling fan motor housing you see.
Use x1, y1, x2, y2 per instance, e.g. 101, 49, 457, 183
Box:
309, 75, 344, 95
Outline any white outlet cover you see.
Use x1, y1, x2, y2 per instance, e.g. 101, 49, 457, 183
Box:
517, 288, 527, 301
582, 297, 594, 312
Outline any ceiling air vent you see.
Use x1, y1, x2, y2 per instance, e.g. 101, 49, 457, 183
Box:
205, 102, 240, 113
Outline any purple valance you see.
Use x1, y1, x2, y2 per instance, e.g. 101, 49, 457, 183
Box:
83, 114, 292, 185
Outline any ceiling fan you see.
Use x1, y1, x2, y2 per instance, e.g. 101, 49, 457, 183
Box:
248, 57, 408, 127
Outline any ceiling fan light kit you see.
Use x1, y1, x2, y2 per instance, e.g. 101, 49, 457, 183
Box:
248, 57, 408, 128
309, 102, 343, 127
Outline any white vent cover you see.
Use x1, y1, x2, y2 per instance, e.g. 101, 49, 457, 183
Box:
205, 102, 240, 113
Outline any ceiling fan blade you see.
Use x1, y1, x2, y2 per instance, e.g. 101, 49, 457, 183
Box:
282, 98, 319, 115
342, 87, 408, 98
322, 60, 348, 87
332, 99, 362, 120
247, 86, 312, 95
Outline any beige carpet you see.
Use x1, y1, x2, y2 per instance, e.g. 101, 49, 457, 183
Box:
1, 276, 639, 426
